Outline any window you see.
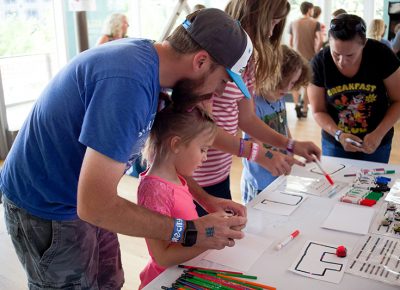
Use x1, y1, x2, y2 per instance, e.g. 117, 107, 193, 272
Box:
0, 0, 59, 131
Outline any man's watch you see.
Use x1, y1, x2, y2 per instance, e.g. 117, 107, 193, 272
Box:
334, 129, 343, 142
182, 220, 197, 247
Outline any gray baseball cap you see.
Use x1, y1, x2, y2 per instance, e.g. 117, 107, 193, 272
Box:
182, 8, 253, 99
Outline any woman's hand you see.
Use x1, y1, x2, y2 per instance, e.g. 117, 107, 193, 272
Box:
361, 131, 383, 154
339, 133, 364, 152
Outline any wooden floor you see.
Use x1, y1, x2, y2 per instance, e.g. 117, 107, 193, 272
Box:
1, 102, 399, 289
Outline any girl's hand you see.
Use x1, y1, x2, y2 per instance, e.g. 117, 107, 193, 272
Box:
203, 196, 247, 218
256, 149, 304, 176
292, 141, 321, 162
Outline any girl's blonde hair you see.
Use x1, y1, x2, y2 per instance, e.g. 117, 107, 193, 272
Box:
278, 45, 311, 92
143, 105, 217, 164
226, 0, 290, 95
368, 19, 386, 41
102, 13, 128, 38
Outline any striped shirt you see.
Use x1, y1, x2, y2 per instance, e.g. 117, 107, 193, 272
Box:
193, 61, 255, 187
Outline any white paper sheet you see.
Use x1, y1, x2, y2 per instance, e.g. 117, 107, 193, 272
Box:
289, 240, 348, 284
202, 233, 273, 271
253, 190, 307, 216
322, 203, 375, 235
385, 179, 400, 204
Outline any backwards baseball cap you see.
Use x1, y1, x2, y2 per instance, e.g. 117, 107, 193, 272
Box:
182, 8, 253, 99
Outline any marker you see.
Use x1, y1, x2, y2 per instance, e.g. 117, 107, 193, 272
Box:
314, 159, 334, 185
345, 138, 362, 147
276, 230, 300, 250
344, 173, 357, 177
340, 196, 376, 207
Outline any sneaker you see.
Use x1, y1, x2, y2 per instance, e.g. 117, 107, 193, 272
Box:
295, 105, 302, 119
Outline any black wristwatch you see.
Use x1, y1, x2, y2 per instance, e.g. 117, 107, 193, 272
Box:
182, 220, 197, 247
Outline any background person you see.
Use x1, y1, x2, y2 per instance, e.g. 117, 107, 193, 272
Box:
332, 8, 347, 18
368, 19, 392, 49
289, 1, 322, 119
308, 14, 400, 163
391, 23, 400, 57
96, 13, 129, 45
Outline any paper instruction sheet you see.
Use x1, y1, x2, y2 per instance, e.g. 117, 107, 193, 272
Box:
253, 190, 308, 216
289, 240, 348, 284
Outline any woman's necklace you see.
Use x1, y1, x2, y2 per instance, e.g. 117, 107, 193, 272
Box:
264, 98, 284, 124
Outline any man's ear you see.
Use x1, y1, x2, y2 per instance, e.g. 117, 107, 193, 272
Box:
170, 136, 182, 154
192, 50, 210, 72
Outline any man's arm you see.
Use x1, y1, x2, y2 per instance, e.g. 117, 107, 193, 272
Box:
77, 148, 246, 249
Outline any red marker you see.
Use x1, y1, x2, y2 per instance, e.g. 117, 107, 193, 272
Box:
314, 159, 334, 186
340, 196, 376, 207
276, 230, 300, 250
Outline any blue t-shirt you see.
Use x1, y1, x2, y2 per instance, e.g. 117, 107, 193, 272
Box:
0, 38, 160, 220
242, 96, 288, 191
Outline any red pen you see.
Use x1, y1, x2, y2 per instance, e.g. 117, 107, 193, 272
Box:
276, 230, 300, 250
314, 159, 334, 185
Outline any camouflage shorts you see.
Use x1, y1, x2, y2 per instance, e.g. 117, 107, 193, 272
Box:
2, 196, 124, 289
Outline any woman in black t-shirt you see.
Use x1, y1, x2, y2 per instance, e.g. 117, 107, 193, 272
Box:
308, 14, 400, 163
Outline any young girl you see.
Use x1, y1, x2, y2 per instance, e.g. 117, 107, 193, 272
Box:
241, 45, 311, 203
137, 104, 218, 289
192, 0, 321, 216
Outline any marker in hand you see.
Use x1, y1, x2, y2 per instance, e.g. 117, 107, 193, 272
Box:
314, 158, 334, 186
345, 137, 362, 147
276, 230, 300, 250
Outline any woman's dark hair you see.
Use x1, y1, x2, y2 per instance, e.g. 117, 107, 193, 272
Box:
328, 14, 367, 43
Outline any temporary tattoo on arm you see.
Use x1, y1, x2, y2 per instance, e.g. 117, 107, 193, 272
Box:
205, 227, 215, 237
265, 150, 273, 159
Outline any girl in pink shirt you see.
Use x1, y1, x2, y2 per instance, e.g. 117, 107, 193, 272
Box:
137, 104, 218, 289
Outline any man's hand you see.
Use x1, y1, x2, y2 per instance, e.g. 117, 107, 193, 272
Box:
193, 212, 247, 249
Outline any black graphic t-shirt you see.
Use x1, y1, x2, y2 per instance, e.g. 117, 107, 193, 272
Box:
311, 39, 400, 145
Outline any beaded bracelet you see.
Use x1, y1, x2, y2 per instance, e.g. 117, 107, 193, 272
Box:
171, 218, 185, 243
238, 138, 245, 157
247, 142, 259, 161
286, 139, 295, 155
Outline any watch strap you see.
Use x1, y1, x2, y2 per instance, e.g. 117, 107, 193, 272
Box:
334, 129, 343, 142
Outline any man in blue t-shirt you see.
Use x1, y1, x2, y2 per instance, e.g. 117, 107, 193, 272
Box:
0, 8, 253, 289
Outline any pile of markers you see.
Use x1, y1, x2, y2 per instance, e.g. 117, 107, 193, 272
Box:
161, 265, 276, 290
340, 169, 392, 207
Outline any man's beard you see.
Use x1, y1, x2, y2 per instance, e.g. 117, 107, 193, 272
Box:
170, 75, 213, 112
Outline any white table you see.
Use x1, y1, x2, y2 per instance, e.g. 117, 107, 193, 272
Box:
144, 156, 400, 290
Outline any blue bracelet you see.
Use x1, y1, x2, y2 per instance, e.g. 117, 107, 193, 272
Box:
171, 218, 185, 243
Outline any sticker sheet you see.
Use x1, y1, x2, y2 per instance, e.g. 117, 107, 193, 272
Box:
347, 234, 400, 286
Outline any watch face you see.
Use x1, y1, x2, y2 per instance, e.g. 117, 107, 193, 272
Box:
183, 221, 197, 247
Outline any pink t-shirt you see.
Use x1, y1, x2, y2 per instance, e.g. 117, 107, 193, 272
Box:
137, 172, 198, 289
